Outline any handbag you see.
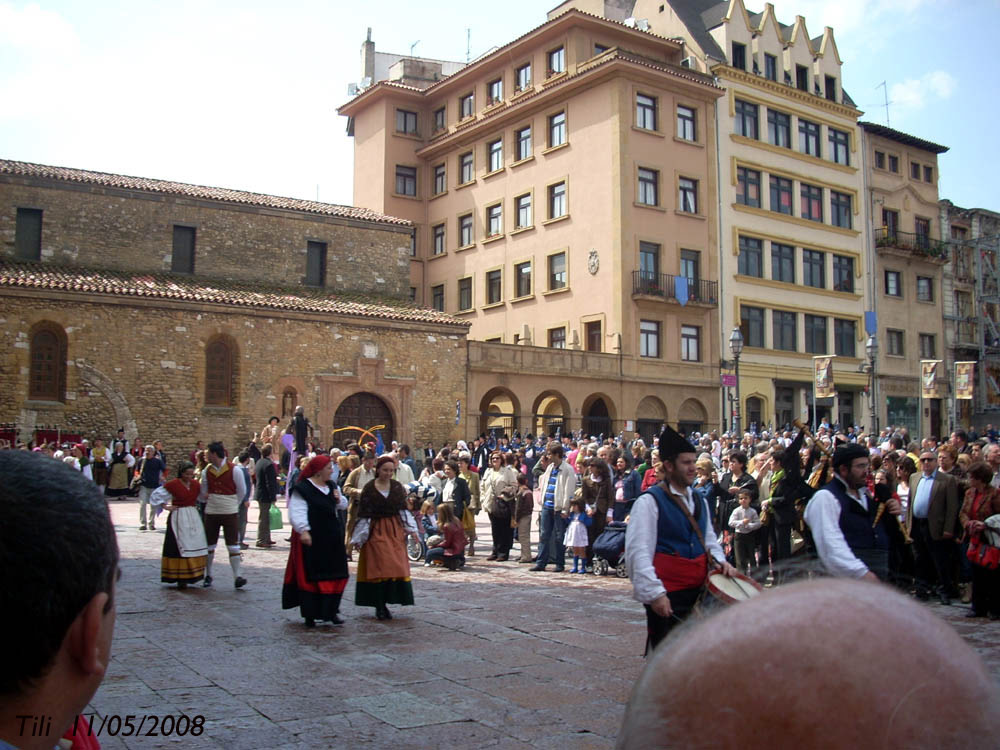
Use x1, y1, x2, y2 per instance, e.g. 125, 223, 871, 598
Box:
269, 503, 283, 531
461, 506, 476, 533
966, 535, 1000, 570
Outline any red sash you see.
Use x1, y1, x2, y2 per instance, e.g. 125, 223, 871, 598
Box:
653, 551, 708, 592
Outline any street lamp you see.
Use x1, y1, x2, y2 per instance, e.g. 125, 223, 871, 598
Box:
866, 334, 878, 434
729, 327, 744, 435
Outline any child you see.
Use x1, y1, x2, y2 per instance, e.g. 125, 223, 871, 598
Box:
562, 497, 592, 574
425, 502, 467, 570
728, 488, 761, 574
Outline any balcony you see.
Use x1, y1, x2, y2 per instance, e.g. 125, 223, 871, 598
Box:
632, 271, 718, 306
875, 227, 948, 261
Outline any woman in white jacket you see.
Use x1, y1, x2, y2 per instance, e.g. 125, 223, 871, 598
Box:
480, 452, 519, 561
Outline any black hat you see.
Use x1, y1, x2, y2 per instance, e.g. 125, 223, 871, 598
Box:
832, 443, 869, 469
658, 425, 696, 462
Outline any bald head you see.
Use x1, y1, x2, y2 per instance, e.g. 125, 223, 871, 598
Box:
618, 580, 999, 749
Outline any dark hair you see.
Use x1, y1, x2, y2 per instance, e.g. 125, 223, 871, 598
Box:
547, 442, 564, 457
589, 458, 611, 483
400, 444, 410, 457
207, 441, 226, 459
432, 458, 444, 471
730, 452, 747, 468
261, 444, 273, 458
237, 450, 250, 463
0, 451, 119, 695
968, 461, 994, 485
516, 473, 529, 487
176, 460, 195, 476
445, 460, 460, 475
268, 416, 279, 424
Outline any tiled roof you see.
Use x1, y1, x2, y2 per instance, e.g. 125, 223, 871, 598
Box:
0, 159, 411, 227
0, 261, 468, 328
859, 122, 949, 154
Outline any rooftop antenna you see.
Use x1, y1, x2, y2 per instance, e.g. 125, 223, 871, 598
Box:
466, 28, 471, 63
876, 80, 891, 127
410, 40, 419, 56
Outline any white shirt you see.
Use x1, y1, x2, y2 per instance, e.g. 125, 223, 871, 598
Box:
289, 479, 347, 533
803, 476, 870, 579
625, 482, 725, 604
729, 506, 761, 534
394, 462, 415, 485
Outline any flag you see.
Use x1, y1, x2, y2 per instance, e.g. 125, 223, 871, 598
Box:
675, 276, 689, 306
921, 360, 942, 399
956, 361, 975, 400
813, 356, 835, 398
375, 430, 385, 456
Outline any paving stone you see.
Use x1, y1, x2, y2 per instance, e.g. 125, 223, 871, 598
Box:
344, 690, 468, 728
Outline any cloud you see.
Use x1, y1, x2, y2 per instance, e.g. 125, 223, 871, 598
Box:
0, 2, 79, 53
889, 70, 957, 112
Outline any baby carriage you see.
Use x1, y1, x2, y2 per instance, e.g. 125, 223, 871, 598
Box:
592, 522, 628, 577
405, 481, 438, 562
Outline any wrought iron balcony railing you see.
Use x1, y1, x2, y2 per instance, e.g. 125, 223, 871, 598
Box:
875, 227, 948, 259
632, 271, 718, 306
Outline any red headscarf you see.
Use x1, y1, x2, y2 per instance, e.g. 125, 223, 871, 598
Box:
375, 455, 396, 472
301, 454, 331, 480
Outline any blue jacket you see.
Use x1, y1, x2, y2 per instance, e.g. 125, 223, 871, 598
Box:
619, 470, 642, 502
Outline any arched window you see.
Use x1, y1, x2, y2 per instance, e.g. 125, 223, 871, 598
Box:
29, 323, 67, 402
205, 336, 236, 406
281, 387, 298, 418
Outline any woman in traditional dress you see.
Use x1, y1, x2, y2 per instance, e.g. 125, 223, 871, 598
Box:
352, 455, 417, 620
283, 454, 350, 628
160, 461, 208, 588
105, 441, 134, 497
91, 438, 109, 489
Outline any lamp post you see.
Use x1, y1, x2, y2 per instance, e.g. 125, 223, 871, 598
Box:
866, 334, 878, 434
729, 327, 744, 436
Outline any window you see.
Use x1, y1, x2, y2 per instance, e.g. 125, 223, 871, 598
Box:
680, 249, 700, 284
919, 333, 936, 359
515, 126, 532, 161
515, 63, 531, 92
14, 207, 42, 261
795, 64, 808, 91
433, 107, 446, 132
636, 93, 657, 130
548, 252, 566, 290
460, 93, 474, 119
459, 152, 474, 184
28, 323, 66, 402
431, 284, 444, 312
924, 165, 933, 183
764, 53, 777, 81
738, 236, 763, 277
395, 165, 417, 196
640, 320, 660, 358
396, 109, 417, 134
205, 336, 236, 407
515, 261, 532, 297
281, 387, 299, 419
885, 270, 902, 297
677, 105, 696, 141
486, 269, 502, 304
305, 240, 327, 286
887, 329, 904, 356
770, 176, 792, 214
768, 109, 791, 148
833, 255, 854, 293
828, 128, 850, 165
639, 241, 659, 277
515, 193, 532, 228
486, 203, 502, 237
917, 276, 933, 302
549, 327, 566, 348
548, 181, 566, 218
459, 213, 473, 247
888, 154, 899, 173
547, 46, 565, 75
458, 278, 472, 311
410, 233, 417, 257
736, 167, 761, 207
773, 311, 797, 351
803, 249, 825, 288
548, 111, 566, 147
740, 306, 764, 348
678, 178, 698, 213
171, 225, 195, 273
772, 243, 794, 283
831, 191, 852, 228
799, 119, 820, 156
585, 321, 602, 352
911, 162, 921, 179
801, 184, 823, 222
433, 164, 446, 195
825, 75, 837, 101
681, 325, 700, 361
487, 78, 503, 104
731, 42, 746, 70
487, 139, 503, 172
834, 319, 856, 357
594, 43, 609, 55
637, 167, 659, 206
805, 314, 827, 354
432, 223, 445, 255
874, 150, 885, 169
409, 287, 417, 302
735, 99, 758, 139
915, 218, 931, 249
883, 208, 899, 236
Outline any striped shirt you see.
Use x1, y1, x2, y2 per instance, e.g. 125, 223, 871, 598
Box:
544, 464, 560, 508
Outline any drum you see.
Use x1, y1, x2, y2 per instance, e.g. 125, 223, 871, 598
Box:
706, 570, 763, 605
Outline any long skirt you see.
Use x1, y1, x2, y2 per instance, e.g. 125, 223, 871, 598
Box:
355, 516, 414, 609
161, 508, 208, 584
282, 531, 348, 621
92, 461, 109, 486
106, 461, 132, 497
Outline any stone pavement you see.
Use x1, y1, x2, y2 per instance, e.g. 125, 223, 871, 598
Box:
92, 500, 1000, 750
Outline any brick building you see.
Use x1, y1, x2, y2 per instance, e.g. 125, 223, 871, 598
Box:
0, 158, 469, 454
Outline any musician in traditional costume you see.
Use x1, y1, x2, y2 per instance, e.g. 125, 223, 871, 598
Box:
198, 441, 248, 589
283, 455, 350, 628
803, 444, 900, 581
160, 461, 208, 587
625, 426, 737, 652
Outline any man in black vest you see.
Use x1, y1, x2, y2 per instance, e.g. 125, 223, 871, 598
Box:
804, 443, 900, 580
254, 444, 278, 548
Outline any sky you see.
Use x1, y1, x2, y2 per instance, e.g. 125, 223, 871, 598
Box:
1, 0, 996, 211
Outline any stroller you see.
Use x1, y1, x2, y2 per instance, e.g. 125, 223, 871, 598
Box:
405, 481, 438, 562
592, 522, 628, 577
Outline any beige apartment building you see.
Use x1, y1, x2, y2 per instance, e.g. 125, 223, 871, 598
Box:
860, 122, 949, 437
339, 9, 725, 438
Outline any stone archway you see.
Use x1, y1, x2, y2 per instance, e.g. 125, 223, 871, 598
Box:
478, 387, 521, 436
76, 362, 137, 441
581, 392, 617, 438
332, 392, 395, 450
677, 398, 708, 435
531, 390, 570, 438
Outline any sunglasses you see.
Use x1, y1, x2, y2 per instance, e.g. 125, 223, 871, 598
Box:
920, 457, 936, 462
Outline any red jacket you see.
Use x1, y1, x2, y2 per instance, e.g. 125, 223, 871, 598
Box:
439, 521, 467, 556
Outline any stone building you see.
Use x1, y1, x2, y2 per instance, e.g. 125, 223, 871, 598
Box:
0, 158, 469, 453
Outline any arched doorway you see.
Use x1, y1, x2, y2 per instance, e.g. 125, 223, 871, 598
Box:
532, 391, 569, 438
478, 387, 520, 436
635, 395, 667, 445
333, 392, 394, 450
677, 398, 708, 436
582, 394, 615, 438
746, 396, 762, 431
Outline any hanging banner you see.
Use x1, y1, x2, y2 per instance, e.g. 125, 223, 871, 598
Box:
955, 361, 975, 400
921, 360, 942, 399
813, 356, 835, 399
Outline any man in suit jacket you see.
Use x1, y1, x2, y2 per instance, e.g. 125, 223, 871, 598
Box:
254, 444, 279, 547
907, 450, 960, 604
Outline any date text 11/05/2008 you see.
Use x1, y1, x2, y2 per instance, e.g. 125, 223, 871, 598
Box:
67, 714, 206, 738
